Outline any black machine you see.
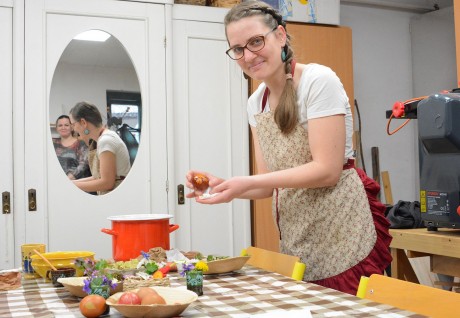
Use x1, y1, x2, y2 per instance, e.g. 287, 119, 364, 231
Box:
417, 93, 460, 230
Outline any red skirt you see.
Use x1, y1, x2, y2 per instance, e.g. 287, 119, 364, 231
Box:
310, 167, 393, 295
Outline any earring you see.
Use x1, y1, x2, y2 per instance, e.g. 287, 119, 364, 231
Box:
281, 47, 287, 62
84, 129, 90, 135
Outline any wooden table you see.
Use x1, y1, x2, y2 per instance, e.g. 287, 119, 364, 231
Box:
0, 266, 423, 317
390, 228, 460, 283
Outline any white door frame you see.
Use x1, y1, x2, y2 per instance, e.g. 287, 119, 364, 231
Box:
0, 0, 15, 269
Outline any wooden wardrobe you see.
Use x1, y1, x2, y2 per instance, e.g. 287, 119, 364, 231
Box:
250, 22, 355, 252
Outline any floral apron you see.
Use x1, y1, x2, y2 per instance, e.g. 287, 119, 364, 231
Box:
254, 111, 377, 281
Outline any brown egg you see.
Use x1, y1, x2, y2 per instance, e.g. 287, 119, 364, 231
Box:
141, 292, 166, 305
137, 287, 157, 300
192, 174, 209, 191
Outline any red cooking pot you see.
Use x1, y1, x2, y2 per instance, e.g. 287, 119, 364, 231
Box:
101, 214, 179, 261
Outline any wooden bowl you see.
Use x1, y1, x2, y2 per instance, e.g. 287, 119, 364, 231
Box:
106, 286, 197, 318
58, 276, 123, 298
205, 256, 250, 275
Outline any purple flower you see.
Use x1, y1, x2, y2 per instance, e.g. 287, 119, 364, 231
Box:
83, 278, 91, 294
141, 251, 150, 260
180, 263, 196, 277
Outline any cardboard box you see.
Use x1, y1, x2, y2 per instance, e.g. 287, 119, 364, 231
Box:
261, 0, 340, 25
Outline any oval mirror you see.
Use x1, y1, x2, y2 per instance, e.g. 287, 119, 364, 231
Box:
49, 30, 141, 195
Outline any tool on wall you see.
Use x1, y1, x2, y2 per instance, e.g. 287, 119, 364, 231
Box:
386, 88, 460, 230
385, 87, 460, 135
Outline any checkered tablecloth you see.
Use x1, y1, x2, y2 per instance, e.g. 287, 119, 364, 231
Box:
0, 267, 426, 317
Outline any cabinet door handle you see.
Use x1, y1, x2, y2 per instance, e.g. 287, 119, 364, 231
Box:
28, 189, 37, 211
2, 191, 10, 214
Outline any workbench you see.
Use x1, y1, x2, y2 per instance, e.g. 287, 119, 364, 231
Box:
390, 228, 460, 283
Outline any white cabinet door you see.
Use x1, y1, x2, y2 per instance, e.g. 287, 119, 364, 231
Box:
172, 6, 251, 257
23, 0, 168, 260
0, 1, 14, 269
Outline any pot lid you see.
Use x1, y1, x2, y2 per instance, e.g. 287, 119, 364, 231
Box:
107, 214, 174, 221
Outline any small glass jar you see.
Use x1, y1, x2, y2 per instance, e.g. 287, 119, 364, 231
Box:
186, 270, 204, 296
90, 284, 111, 299
90, 285, 111, 315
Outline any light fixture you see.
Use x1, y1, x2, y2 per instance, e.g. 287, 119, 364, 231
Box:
73, 30, 111, 42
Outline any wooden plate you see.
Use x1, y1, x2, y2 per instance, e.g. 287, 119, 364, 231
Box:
205, 256, 250, 275
106, 286, 197, 318
58, 276, 123, 298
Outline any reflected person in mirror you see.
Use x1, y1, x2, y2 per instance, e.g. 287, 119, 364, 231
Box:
70, 101, 131, 195
53, 115, 91, 180
186, 1, 392, 295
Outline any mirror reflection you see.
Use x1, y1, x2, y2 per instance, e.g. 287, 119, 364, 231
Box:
49, 30, 141, 195
53, 115, 92, 180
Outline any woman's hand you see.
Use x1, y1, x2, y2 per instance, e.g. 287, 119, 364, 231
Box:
193, 176, 253, 204
185, 171, 224, 198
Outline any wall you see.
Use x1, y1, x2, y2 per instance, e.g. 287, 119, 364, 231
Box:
340, 4, 455, 203
49, 63, 139, 124
411, 7, 456, 97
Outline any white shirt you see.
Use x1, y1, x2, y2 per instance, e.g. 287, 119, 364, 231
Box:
247, 63, 354, 160
97, 129, 131, 177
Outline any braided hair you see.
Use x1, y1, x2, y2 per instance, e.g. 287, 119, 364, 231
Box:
224, 1, 298, 134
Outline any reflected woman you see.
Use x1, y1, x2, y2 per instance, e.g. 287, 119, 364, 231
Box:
53, 115, 91, 180
70, 101, 131, 195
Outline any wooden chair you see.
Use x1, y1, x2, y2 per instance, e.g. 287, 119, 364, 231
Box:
357, 274, 460, 318
241, 246, 306, 281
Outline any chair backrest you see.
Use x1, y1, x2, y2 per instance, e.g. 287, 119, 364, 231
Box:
243, 246, 306, 281
357, 274, 460, 318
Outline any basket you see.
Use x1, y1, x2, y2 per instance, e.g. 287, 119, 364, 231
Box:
174, 0, 206, 5
209, 0, 241, 8
123, 276, 171, 291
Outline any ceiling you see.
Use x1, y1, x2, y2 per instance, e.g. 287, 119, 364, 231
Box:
58, 34, 134, 69
57, 1, 454, 69
341, 0, 453, 12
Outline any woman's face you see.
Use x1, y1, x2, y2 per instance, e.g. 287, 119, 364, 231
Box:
226, 16, 285, 81
56, 117, 73, 138
69, 115, 85, 141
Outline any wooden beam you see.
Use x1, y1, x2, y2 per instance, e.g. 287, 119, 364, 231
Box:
381, 171, 394, 205
391, 248, 419, 283
431, 255, 460, 277
390, 228, 460, 259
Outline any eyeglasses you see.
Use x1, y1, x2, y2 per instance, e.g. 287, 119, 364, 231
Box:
226, 28, 277, 60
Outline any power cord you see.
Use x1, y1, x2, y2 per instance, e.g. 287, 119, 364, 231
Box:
354, 99, 366, 173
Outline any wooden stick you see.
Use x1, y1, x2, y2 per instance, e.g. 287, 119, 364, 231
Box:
33, 249, 57, 271
381, 171, 394, 205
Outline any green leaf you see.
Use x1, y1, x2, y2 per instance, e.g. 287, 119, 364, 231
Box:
145, 262, 159, 275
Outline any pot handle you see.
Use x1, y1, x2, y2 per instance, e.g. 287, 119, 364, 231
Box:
101, 228, 118, 236
169, 224, 179, 233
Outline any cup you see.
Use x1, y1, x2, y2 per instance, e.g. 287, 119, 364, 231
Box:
46, 267, 76, 287
21, 244, 46, 279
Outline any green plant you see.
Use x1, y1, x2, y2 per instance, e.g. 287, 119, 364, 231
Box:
75, 258, 117, 294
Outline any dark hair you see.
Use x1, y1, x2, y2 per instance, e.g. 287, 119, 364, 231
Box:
55, 114, 71, 127
69, 101, 103, 128
224, 1, 298, 134
55, 114, 77, 137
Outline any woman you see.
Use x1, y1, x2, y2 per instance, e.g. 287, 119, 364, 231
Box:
53, 115, 91, 180
186, 1, 392, 295
70, 101, 130, 195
